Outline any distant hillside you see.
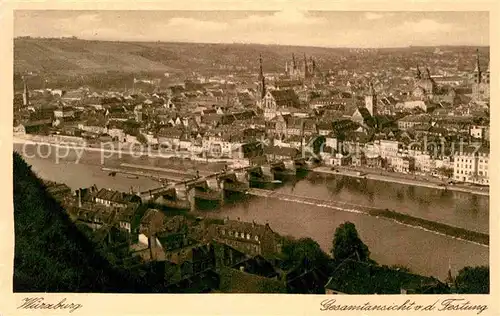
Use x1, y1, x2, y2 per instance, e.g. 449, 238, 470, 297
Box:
13, 38, 488, 91
13, 152, 145, 292
14, 38, 340, 76
15, 38, 440, 77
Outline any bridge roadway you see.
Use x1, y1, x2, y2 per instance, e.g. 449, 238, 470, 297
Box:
139, 165, 257, 198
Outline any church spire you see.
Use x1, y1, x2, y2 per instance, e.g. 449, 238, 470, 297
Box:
292, 53, 297, 70
22, 75, 29, 106
368, 81, 375, 96
258, 54, 266, 99
425, 67, 432, 79
474, 49, 481, 73
303, 53, 309, 79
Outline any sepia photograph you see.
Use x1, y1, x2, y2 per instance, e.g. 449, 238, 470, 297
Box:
11, 8, 490, 300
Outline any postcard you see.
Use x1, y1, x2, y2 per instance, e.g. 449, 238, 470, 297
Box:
0, 1, 497, 315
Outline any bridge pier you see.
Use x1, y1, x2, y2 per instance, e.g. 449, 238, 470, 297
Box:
187, 186, 196, 212
260, 165, 275, 182
219, 181, 225, 207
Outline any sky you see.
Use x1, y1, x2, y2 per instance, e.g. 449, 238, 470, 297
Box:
14, 10, 489, 48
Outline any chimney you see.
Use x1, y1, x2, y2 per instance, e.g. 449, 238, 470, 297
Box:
252, 220, 256, 228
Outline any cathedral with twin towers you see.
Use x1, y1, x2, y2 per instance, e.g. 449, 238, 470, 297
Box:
284, 53, 320, 81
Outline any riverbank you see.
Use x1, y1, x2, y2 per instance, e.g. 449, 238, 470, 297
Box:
313, 166, 489, 197
12, 135, 249, 168
12, 136, 246, 174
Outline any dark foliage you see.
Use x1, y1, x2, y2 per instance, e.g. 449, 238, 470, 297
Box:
281, 237, 330, 271
455, 266, 489, 294
327, 259, 449, 294
13, 152, 147, 292
331, 221, 371, 262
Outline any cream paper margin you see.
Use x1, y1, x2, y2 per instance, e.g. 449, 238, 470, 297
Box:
0, 1, 497, 315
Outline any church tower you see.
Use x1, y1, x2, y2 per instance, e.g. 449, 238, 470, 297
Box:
473, 49, 482, 84
22, 76, 30, 106
257, 54, 266, 100
365, 82, 377, 116
472, 49, 490, 102
303, 53, 309, 80
415, 64, 422, 79
311, 57, 316, 77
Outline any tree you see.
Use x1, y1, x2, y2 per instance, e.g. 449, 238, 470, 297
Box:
331, 222, 371, 262
436, 166, 454, 179
455, 266, 489, 294
281, 237, 330, 270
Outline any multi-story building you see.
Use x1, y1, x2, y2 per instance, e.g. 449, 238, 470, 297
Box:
261, 89, 301, 120
397, 114, 432, 131
413, 152, 433, 174
470, 125, 489, 140
392, 156, 415, 174
210, 219, 282, 257
453, 146, 489, 185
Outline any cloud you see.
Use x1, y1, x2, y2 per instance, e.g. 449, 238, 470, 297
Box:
14, 11, 487, 48
400, 19, 456, 33
75, 13, 101, 24
235, 9, 328, 28
166, 17, 227, 32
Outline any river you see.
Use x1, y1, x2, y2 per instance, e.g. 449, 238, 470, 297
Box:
14, 144, 489, 280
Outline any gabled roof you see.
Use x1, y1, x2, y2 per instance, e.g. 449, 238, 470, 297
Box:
264, 146, 300, 159
216, 220, 276, 238
95, 188, 141, 204
157, 126, 184, 138
353, 107, 372, 120
269, 89, 300, 106
316, 120, 333, 131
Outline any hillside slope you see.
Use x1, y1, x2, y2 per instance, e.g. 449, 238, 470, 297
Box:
13, 152, 144, 292
13, 38, 351, 76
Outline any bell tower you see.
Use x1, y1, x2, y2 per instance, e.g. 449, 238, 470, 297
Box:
257, 54, 266, 100
22, 76, 30, 106
365, 82, 377, 116
473, 49, 482, 84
